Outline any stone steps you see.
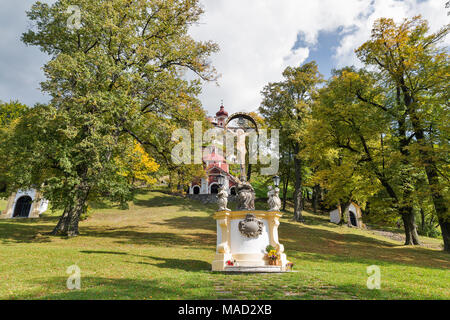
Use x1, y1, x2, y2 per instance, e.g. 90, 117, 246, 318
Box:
221, 266, 285, 273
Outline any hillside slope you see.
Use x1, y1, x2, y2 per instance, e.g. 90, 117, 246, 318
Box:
0, 190, 448, 300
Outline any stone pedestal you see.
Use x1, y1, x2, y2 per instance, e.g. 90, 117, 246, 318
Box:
212, 210, 288, 272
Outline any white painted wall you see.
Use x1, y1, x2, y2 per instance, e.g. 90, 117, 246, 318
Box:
330, 209, 340, 224
38, 199, 49, 214
14, 189, 37, 202
348, 203, 357, 215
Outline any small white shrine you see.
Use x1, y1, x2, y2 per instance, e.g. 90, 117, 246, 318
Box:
0, 189, 48, 219
330, 202, 364, 228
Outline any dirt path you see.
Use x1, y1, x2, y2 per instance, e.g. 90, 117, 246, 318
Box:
368, 228, 443, 250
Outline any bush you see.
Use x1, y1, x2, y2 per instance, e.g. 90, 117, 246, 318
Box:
79, 206, 93, 221
419, 224, 442, 239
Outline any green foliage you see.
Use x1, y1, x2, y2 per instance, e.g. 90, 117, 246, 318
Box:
6, 0, 218, 235
260, 62, 323, 219
0, 101, 29, 196
251, 174, 272, 199
353, 16, 449, 248
0, 100, 28, 127
79, 205, 92, 221
419, 222, 442, 239
299, 17, 449, 249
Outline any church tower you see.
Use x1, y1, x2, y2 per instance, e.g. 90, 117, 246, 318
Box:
215, 103, 228, 128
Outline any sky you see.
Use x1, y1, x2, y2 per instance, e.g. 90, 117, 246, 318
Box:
0, 0, 448, 116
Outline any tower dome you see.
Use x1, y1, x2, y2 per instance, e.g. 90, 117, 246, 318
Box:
215, 104, 228, 127
216, 105, 228, 118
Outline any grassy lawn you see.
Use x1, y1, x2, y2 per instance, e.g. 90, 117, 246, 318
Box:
0, 199, 7, 212
0, 190, 448, 300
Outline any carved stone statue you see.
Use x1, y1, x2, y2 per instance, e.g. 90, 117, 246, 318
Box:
268, 186, 281, 211
237, 181, 255, 210
217, 186, 231, 211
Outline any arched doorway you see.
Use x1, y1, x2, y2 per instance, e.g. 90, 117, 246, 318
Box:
349, 211, 358, 227
193, 186, 200, 194
13, 196, 33, 218
210, 184, 219, 194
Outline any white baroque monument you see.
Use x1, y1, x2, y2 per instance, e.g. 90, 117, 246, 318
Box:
211, 113, 288, 272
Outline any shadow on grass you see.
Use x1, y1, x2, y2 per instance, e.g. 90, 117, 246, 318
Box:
11, 276, 215, 300
133, 256, 211, 272
12, 273, 446, 300
80, 250, 128, 255
80, 226, 216, 248
0, 217, 216, 248
133, 195, 216, 214
152, 216, 216, 232
280, 219, 450, 270
0, 217, 60, 243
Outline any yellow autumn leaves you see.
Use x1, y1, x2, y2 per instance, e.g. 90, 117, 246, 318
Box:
116, 142, 160, 185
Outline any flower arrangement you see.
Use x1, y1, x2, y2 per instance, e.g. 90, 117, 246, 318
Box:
267, 250, 279, 261
265, 245, 279, 265
286, 261, 294, 271
226, 259, 237, 266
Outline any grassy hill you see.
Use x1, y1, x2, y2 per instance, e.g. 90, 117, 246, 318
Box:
0, 190, 448, 300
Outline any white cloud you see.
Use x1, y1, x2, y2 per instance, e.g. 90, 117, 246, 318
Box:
0, 0, 447, 114
334, 0, 450, 68
190, 0, 448, 116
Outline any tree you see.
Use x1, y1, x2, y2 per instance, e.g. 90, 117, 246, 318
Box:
0, 101, 30, 195
116, 141, 160, 186
10, 0, 218, 236
305, 69, 379, 220
0, 100, 29, 127
260, 62, 323, 222
305, 67, 424, 243
355, 16, 449, 250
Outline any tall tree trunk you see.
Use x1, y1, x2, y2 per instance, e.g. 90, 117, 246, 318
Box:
282, 173, 289, 211
395, 92, 420, 246
401, 208, 420, 245
357, 85, 421, 246
50, 208, 70, 235
438, 218, 450, 252
51, 185, 90, 237
339, 200, 352, 225
420, 207, 425, 233
293, 143, 304, 222
413, 130, 449, 250
312, 184, 320, 214
403, 88, 448, 250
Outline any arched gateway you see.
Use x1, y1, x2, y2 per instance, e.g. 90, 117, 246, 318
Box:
13, 196, 33, 218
